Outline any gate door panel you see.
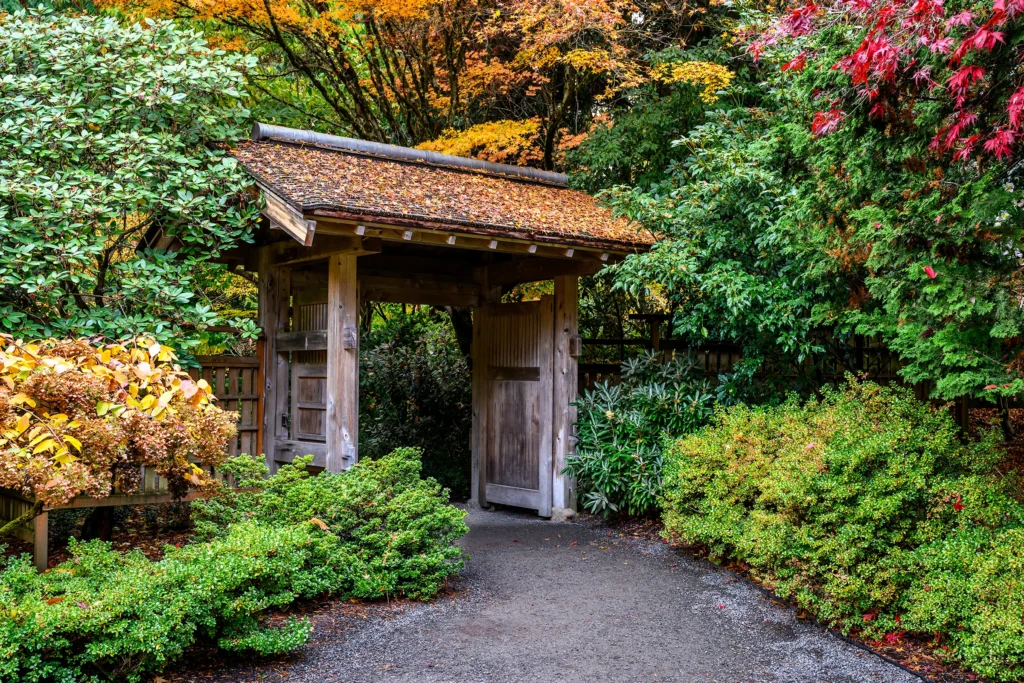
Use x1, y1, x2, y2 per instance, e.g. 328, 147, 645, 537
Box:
484, 296, 553, 517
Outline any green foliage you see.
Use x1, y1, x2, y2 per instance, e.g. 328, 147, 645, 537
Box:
192, 447, 468, 600
0, 448, 466, 682
0, 11, 259, 349
0, 523, 323, 682
359, 307, 472, 497
661, 380, 1024, 680
565, 351, 717, 516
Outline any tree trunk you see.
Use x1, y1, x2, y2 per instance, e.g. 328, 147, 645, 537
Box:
443, 306, 474, 358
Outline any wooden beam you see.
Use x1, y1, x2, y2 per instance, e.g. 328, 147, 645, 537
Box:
258, 247, 290, 473
358, 274, 482, 307
273, 236, 381, 267
276, 330, 327, 351
326, 254, 359, 472
470, 268, 501, 509
487, 256, 603, 287
273, 439, 328, 469
311, 213, 642, 259
537, 295, 554, 518
261, 184, 316, 246
552, 275, 579, 516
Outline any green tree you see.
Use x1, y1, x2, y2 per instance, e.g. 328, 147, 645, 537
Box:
0, 11, 259, 348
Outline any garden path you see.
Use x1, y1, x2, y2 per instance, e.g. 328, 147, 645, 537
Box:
182, 508, 921, 682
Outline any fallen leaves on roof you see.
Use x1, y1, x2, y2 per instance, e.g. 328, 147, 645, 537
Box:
231, 140, 652, 249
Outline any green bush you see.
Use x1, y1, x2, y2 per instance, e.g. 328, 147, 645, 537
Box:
565, 351, 717, 516
0, 448, 467, 682
193, 447, 468, 600
661, 380, 1024, 680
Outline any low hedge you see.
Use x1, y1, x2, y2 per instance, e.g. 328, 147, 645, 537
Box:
0, 448, 467, 682
662, 380, 1024, 681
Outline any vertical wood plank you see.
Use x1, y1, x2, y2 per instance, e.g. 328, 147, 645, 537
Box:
254, 337, 265, 458
471, 269, 500, 508
536, 295, 554, 518
258, 247, 290, 472
471, 304, 488, 507
326, 254, 359, 472
552, 275, 579, 514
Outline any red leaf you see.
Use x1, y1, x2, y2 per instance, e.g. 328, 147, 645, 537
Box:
863, 613, 876, 622
923, 265, 937, 279
782, 52, 807, 72
953, 494, 964, 512
811, 108, 846, 136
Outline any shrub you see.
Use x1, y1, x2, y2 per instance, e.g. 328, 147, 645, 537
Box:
565, 351, 716, 516
0, 448, 467, 682
661, 380, 1024, 680
0, 336, 236, 509
191, 447, 468, 600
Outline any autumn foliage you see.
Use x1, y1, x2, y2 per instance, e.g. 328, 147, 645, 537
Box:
0, 337, 236, 506
753, 0, 1024, 162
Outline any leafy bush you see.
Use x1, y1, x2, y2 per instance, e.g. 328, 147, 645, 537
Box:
565, 351, 717, 516
191, 447, 468, 600
661, 380, 1024, 680
0, 337, 236, 508
0, 448, 467, 682
360, 312, 471, 497
0, 10, 258, 347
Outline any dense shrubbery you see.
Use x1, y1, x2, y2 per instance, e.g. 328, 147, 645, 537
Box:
192, 447, 469, 599
360, 308, 472, 497
565, 351, 717, 516
0, 337, 236, 509
0, 448, 466, 682
662, 381, 1024, 680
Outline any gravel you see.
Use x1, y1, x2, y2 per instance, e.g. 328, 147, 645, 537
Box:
175, 507, 922, 683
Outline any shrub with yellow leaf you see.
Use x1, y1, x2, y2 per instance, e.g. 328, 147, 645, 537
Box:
0, 337, 237, 509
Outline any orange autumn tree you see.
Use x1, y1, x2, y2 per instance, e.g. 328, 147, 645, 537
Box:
100, 0, 718, 169
0, 337, 237, 534
100, 0, 488, 145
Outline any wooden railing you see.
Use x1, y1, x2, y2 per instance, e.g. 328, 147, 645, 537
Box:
1, 354, 264, 570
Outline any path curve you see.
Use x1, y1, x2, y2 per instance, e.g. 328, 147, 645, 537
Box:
271, 508, 918, 683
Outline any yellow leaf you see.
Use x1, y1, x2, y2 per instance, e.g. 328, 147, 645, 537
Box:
11, 393, 36, 408
33, 438, 56, 454
64, 436, 82, 451
15, 412, 30, 435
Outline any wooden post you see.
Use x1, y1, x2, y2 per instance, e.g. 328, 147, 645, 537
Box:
552, 275, 579, 518
471, 269, 500, 508
326, 254, 359, 472
258, 246, 290, 473
33, 510, 48, 572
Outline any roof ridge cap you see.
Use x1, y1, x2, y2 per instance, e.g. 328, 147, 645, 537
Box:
250, 122, 570, 188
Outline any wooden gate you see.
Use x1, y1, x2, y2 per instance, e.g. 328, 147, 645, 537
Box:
479, 296, 554, 516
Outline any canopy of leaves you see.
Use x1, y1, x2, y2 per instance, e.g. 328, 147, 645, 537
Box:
98, 0, 731, 169
582, 0, 1024, 401
0, 11, 259, 348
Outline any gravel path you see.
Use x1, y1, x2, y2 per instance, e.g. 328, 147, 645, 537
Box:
176, 507, 921, 683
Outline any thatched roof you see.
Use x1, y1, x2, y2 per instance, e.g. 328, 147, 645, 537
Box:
231, 135, 654, 252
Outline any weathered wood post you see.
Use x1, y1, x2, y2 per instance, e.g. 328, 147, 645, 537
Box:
326, 253, 359, 472
258, 245, 291, 473
552, 275, 580, 519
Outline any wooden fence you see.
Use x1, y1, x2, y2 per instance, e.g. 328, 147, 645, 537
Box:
189, 354, 263, 458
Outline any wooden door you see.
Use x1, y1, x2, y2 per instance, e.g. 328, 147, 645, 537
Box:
482, 296, 554, 517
